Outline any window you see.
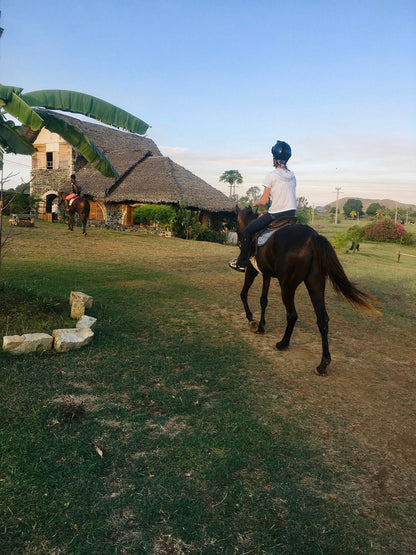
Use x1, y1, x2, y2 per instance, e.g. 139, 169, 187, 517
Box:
46, 152, 53, 169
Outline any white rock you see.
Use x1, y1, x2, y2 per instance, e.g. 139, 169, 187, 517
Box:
52, 328, 94, 352
3, 333, 53, 354
69, 291, 93, 309
76, 315, 97, 330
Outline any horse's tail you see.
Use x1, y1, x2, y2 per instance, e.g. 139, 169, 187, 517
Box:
312, 234, 380, 314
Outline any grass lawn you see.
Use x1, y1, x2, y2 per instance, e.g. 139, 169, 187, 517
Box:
1, 217, 415, 553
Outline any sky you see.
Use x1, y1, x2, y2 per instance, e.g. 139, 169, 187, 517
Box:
1, 0, 415, 207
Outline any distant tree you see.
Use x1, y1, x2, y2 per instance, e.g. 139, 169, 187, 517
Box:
246, 186, 261, 203
219, 170, 243, 198
297, 196, 309, 209
296, 196, 311, 224
343, 199, 363, 218
375, 208, 386, 220
239, 186, 261, 206
366, 202, 384, 216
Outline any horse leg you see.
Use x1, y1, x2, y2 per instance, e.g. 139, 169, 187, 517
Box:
257, 275, 271, 333
67, 212, 74, 231
276, 284, 298, 351
82, 216, 87, 236
240, 263, 258, 329
305, 277, 331, 376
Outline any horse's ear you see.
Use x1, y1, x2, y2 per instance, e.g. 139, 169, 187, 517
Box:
234, 204, 240, 214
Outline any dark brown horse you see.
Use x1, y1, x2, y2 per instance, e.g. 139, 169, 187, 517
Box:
57, 192, 90, 235
236, 206, 378, 375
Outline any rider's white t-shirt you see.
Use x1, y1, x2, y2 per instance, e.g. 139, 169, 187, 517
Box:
263, 167, 297, 214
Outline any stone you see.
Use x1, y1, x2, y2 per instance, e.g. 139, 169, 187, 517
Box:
3, 333, 53, 354
76, 315, 97, 330
69, 291, 93, 309
70, 300, 85, 319
52, 328, 94, 353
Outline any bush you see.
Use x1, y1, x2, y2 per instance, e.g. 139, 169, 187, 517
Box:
194, 225, 226, 244
363, 218, 408, 243
1, 190, 38, 215
296, 207, 310, 225
331, 225, 366, 250
133, 204, 176, 228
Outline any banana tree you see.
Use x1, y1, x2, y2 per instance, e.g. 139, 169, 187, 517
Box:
0, 84, 150, 179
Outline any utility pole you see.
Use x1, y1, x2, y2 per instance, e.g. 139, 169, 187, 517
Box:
334, 187, 342, 225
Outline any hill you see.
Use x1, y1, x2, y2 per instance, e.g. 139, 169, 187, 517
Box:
323, 197, 416, 212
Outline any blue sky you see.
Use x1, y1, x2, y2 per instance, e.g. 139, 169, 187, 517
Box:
1, 0, 415, 206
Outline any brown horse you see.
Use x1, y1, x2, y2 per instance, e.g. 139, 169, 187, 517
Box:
236, 206, 378, 375
57, 192, 90, 235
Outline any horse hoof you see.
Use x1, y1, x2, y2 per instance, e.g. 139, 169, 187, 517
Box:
315, 366, 328, 377
249, 320, 259, 333
275, 341, 289, 351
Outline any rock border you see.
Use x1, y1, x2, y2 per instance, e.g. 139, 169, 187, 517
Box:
2, 291, 97, 355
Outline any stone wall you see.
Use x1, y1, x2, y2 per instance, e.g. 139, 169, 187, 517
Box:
31, 169, 70, 197
104, 204, 125, 227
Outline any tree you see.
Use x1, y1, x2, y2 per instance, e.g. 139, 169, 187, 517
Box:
296, 196, 311, 224
0, 84, 150, 179
219, 170, 243, 198
366, 202, 384, 216
239, 186, 261, 206
343, 199, 363, 218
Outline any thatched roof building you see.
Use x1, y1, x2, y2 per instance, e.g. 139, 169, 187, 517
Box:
30, 110, 234, 227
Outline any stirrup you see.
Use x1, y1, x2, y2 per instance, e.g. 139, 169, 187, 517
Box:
228, 258, 246, 272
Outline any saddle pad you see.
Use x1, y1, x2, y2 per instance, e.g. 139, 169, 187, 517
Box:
257, 221, 292, 247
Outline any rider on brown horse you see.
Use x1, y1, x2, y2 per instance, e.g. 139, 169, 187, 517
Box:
229, 141, 297, 272
65, 174, 81, 210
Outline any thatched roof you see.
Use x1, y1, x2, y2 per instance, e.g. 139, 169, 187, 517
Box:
105, 155, 235, 212
41, 110, 234, 213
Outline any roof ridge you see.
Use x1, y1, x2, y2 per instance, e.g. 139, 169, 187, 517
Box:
105, 150, 153, 197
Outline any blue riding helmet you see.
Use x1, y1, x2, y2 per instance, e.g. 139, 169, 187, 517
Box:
271, 141, 291, 162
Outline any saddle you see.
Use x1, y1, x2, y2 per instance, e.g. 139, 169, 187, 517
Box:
256, 217, 297, 247
68, 195, 80, 207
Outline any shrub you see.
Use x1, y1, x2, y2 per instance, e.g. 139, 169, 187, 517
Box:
133, 204, 175, 228
331, 225, 366, 250
296, 207, 310, 224
194, 225, 226, 244
363, 218, 408, 243
1, 190, 39, 215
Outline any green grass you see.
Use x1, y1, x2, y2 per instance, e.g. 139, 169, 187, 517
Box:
1, 218, 415, 553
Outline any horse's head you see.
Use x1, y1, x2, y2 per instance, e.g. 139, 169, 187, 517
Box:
57, 191, 66, 205
235, 205, 258, 237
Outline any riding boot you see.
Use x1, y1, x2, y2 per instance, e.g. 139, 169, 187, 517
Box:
229, 236, 252, 272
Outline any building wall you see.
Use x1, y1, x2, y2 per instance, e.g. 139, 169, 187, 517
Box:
31, 169, 70, 198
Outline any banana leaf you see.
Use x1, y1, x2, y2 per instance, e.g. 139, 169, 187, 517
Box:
34, 109, 118, 179
0, 119, 37, 155
21, 90, 150, 135
0, 84, 24, 103
2, 91, 44, 131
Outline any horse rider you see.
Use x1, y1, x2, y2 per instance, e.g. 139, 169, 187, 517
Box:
229, 140, 297, 272
65, 174, 81, 210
